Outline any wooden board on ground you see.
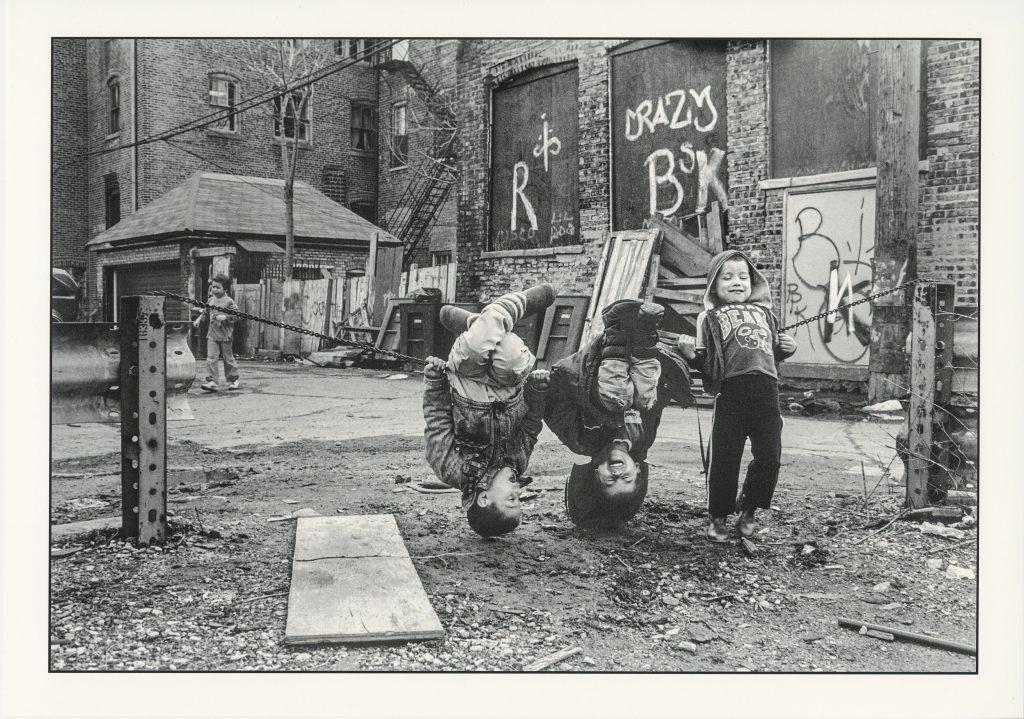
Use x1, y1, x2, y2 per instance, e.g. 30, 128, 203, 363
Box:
284, 515, 444, 645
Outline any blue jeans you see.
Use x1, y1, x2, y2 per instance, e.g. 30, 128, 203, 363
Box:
446, 303, 535, 403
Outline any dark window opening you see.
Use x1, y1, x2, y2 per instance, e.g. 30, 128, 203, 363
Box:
104, 175, 121, 228
273, 91, 310, 142
351, 201, 377, 224
108, 80, 120, 133
351, 102, 376, 151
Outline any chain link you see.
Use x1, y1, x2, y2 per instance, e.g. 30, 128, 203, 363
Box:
779, 278, 929, 333
147, 290, 427, 366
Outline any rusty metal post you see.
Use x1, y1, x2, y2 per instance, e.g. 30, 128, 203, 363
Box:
906, 283, 956, 508
119, 295, 168, 545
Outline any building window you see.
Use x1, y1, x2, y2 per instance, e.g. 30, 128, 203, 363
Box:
108, 79, 120, 134
208, 74, 239, 133
489, 62, 580, 251
273, 91, 310, 142
102, 40, 113, 70
351, 102, 376, 152
351, 201, 377, 224
338, 39, 380, 60
432, 252, 451, 266
390, 102, 408, 168
104, 175, 121, 228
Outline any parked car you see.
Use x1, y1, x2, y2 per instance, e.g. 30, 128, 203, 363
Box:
51, 268, 80, 322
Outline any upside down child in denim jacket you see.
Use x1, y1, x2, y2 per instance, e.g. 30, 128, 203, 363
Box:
422, 284, 556, 537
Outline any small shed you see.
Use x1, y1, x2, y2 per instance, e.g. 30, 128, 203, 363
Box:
87, 172, 402, 321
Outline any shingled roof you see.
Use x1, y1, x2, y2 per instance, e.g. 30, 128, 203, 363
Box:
87, 172, 400, 248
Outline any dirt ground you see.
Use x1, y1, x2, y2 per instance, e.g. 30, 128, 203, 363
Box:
49, 361, 978, 672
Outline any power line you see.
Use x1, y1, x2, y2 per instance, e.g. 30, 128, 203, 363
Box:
79, 39, 400, 161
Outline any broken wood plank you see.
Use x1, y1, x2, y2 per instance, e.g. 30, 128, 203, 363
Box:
646, 215, 714, 276
522, 646, 582, 671
652, 288, 705, 305
837, 617, 975, 655
284, 515, 444, 645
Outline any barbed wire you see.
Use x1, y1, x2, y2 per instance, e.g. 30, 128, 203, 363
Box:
147, 289, 427, 366
779, 278, 930, 333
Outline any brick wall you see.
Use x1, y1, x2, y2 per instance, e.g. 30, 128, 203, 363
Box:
918, 40, 980, 309
52, 39, 90, 273
454, 40, 611, 303
377, 40, 459, 269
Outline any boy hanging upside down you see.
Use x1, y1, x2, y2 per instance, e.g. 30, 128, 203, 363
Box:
422, 284, 557, 537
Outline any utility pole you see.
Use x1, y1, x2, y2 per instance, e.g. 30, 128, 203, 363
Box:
868, 39, 922, 402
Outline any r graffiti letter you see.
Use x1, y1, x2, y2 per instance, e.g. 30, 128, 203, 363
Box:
511, 161, 538, 232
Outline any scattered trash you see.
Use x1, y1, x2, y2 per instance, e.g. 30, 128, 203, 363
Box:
918, 522, 966, 540
793, 592, 842, 601
662, 595, 680, 606
68, 498, 109, 510
859, 399, 903, 413
871, 581, 892, 594
788, 402, 804, 413
678, 641, 698, 653
394, 474, 412, 484
385, 373, 409, 380
904, 507, 963, 524
925, 558, 944, 571
281, 499, 299, 505
859, 627, 895, 641
50, 546, 84, 559
869, 413, 905, 422
944, 565, 975, 580
409, 481, 458, 494
838, 617, 976, 655
267, 508, 321, 522
522, 646, 582, 671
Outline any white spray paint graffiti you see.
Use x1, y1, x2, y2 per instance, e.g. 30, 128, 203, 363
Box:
531, 113, 561, 172
511, 161, 538, 232
643, 143, 729, 218
624, 86, 718, 140
625, 85, 728, 218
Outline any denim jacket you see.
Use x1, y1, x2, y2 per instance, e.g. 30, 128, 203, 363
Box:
423, 373, 546, 509
545, 336, 693, 463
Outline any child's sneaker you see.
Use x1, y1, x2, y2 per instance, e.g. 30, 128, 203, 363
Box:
200, 381, 218, 392
707, 516, 730, 543
736, 510, 757, 538
227, 380, 240, 391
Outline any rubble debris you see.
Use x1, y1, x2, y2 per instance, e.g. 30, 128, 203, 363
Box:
838, 617, 976, 656
522, 646, 582, 672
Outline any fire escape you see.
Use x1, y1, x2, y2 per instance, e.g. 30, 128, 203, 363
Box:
375, 44, 458, 267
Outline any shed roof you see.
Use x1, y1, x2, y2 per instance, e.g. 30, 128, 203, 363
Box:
87, 172, 400, 248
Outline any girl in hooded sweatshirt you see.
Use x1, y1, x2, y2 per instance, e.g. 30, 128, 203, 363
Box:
678, 250, 797, 542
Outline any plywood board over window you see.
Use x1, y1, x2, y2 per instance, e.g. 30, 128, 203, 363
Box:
489, 62, 579, 251
610, 40, 728, 233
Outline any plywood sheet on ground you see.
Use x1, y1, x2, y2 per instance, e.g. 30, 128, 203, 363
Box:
284, 515, 444, 645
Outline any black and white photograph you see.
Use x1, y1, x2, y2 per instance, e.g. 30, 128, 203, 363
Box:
4, 1, 1023, 718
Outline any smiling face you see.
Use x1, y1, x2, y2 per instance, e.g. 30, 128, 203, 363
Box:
476, 467, 523, 521
594, 444, 638, 497
713, 257, 752, 305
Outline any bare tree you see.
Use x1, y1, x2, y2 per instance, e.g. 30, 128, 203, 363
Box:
241, 39, 332, 278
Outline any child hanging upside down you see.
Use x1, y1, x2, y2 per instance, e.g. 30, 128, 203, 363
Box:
422, 284, 556, 537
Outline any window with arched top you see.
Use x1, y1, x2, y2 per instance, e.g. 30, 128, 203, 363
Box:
208, 73, 240, 133
107, 78, 121, 134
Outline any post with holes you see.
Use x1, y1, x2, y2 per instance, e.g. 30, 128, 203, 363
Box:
119, 295, 168, 544
906, 283, 955, 508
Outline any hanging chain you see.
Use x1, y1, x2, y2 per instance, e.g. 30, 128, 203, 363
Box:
779, 278, 929, 333
147, 290, 428, 366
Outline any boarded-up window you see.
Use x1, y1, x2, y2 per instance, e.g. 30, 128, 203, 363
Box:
489, 62, 579, 251
771, 40, 927, 179
771, 40, 877, 179
610, 40, 728, 232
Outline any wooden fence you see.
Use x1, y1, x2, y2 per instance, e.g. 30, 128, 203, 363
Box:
231, 263, 457, 358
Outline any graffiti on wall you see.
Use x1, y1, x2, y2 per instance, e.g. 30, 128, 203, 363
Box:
611, 41, 729, 232
783, 185, 877, 366
490, 64, 579, 251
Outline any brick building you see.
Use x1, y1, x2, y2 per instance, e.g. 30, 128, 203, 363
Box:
54, 38, 391, 319
447, 39, 979, 384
